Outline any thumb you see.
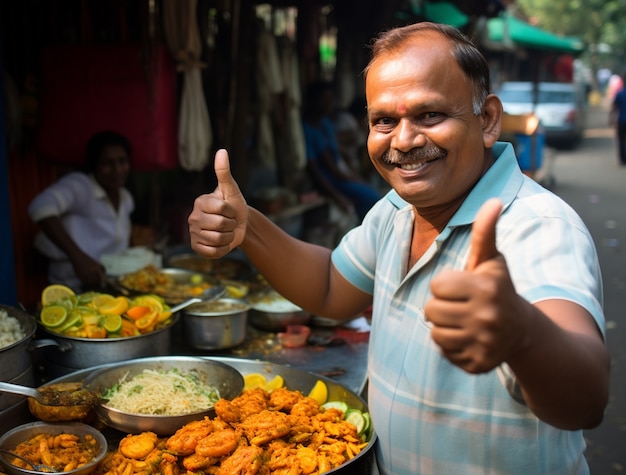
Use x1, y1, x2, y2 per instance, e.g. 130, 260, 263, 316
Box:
466, 198, 503, 271
214, 149, 241, 199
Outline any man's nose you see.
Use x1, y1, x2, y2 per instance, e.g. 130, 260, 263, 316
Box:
391, 119, 427, 152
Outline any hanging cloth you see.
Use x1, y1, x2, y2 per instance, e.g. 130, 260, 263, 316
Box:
162, 0, 212, 171
255, 23, 285, 169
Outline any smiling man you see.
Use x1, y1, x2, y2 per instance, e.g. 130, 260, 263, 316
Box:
188, 22, 609, 475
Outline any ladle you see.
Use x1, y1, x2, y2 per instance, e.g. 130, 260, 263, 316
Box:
0, 448, 59, 472
169, 284, 227, 314
0, 381, 99, 407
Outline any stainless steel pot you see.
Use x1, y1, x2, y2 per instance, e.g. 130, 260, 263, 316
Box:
182, 298, 249, 350
0, 305, 36, 382
29, 314, 179, 370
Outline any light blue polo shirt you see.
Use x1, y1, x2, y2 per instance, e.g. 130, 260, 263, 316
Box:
332, 142, 604, 475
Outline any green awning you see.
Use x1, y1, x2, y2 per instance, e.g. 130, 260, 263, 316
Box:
412, 1, 469, 28
488, 15, 583, 54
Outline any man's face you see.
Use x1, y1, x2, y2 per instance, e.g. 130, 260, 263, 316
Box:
366, 35, 492, 210
94, 144, 130, 192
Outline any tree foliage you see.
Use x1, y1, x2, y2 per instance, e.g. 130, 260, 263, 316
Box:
517, 0, 626, 71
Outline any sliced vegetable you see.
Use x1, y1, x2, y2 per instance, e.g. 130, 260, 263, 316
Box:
345, 409, 368, 435
321, 401, 349, 414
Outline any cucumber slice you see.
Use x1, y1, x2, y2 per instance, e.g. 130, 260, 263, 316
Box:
362, 411, 372, 434
321, 401, 349, 414
345, 409, 367, 434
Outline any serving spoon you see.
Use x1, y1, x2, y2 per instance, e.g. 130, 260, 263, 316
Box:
0, 448, 59, 472
0, 381, 99, 407
169, 284, 227, 314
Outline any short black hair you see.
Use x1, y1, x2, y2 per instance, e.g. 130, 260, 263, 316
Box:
84, 130, 131, 173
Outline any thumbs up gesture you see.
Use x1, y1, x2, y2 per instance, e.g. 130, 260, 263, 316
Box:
188, 149, 249, 258
425, 198, 527, 374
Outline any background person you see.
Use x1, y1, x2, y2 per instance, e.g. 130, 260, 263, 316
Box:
189, 22, 609, 474
609, 72, 626, 166
302, 80, 381, 221
28, 130, 134, 292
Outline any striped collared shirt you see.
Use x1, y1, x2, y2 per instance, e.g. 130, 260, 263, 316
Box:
332, 142, 603, 475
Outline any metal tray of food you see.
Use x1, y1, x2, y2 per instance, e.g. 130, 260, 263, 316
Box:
0, 357, 376, 474
116, 267, 224, 305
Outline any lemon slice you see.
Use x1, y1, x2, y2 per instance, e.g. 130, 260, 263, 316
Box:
263, 375, 284, 392
40, 305, 68, 328
98, 296, 129, 315
41, 284, 75, 306
102, 314, 123, 333
131, 295, 164, 312
243, 373, 267, 390
226, 284, 249, 299
307, 380, 328, 405
135, 310, 159, 332
91, 293, 115, 309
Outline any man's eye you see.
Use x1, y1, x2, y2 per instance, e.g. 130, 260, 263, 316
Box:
373, 117, 395, 127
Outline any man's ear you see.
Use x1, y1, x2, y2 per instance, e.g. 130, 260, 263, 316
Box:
481, 94, 503, 148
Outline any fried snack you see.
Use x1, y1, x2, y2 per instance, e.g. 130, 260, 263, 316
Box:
9, 432, 100, 473
94, 387, 369, 475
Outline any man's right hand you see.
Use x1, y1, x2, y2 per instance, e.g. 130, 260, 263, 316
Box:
188, 149, 249, 258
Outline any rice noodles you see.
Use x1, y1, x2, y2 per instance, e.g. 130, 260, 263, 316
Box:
102, 368, 220, 416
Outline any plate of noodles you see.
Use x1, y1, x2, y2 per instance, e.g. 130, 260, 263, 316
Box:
82, 356, 244, 435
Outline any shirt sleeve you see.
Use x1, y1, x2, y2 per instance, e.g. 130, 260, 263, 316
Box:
28, 173, 87, 223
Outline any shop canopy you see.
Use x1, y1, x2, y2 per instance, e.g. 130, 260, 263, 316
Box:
412, 1, 469, 28
488, 15, 583, 54
414, 2, 469, 28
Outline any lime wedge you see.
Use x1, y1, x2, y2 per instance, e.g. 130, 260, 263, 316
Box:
40, 305, 68, 328
102, 314, 123, 333
56, 314, 83, 333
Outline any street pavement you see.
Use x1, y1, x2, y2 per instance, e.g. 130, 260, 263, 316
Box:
540, 102, 625, 474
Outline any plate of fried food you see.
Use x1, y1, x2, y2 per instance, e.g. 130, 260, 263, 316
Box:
116, 266, 224, 305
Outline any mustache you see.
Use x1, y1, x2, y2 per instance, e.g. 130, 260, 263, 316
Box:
381, 146, 447, 165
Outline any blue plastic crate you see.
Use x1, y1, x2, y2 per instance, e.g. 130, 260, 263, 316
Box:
514, 132, 544, 171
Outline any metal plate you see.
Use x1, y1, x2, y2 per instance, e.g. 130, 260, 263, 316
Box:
116, 268, 224, 305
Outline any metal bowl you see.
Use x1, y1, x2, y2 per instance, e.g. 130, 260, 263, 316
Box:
116, 267, 224, 305
248, 293, 311, 331
0, 421, 107, 475
82, 356, 244, 436
183, 298, 249, 350
0, 305, 37, 383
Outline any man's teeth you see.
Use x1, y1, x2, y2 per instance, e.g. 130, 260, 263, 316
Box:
398, 161, 426, 170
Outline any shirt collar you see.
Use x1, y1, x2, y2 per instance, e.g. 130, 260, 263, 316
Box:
447, 141, 523, 228
88, 174, 108, 200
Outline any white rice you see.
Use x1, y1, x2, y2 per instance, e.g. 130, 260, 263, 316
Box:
0, 309, 25, 349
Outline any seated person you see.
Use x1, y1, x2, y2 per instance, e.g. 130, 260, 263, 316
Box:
302, 81, 381, 221
28, 130, 134, 292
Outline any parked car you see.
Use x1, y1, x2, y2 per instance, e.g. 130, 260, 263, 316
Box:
496, 81, 587, 148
